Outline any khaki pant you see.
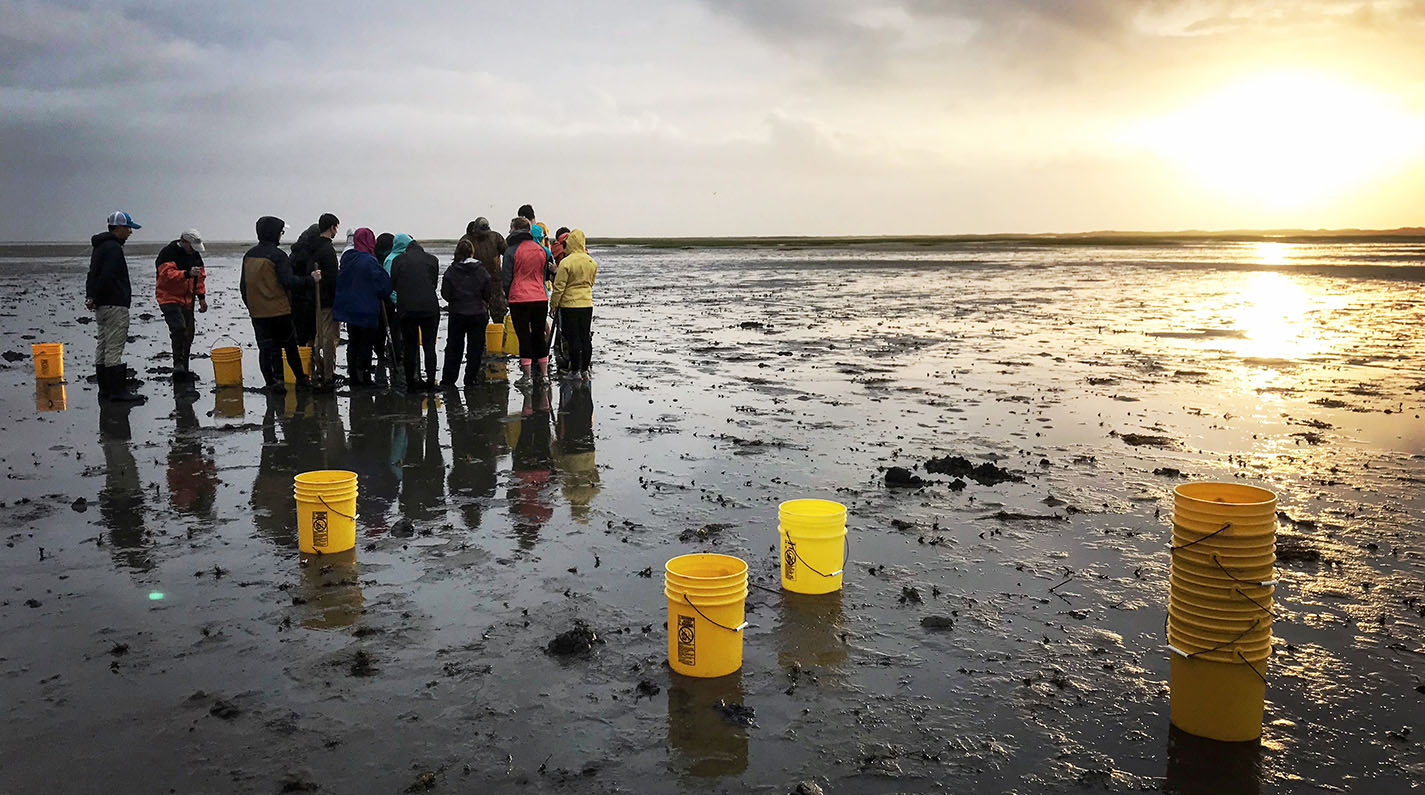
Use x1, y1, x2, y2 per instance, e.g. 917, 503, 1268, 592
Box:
94, 305, 129, 367
314, 306, 338, 383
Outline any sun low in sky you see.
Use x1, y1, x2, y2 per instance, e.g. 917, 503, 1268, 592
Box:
1123, 71, 1425, 211
3, 2, 1425, 238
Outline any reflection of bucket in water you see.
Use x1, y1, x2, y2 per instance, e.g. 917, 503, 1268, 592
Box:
665, 553, 748, 678
293, 470, 358, 554
297, 548, 364, 630
214, 386, 245, 418
1169, 653, 1268, 742
667, 670, 749, 779
35, 380, 67, 412
210, 346, 243, 386
484, 360, 508, 382
1164, 722, 1263, 795
282, 346, 313, 383
776, 590, 848, 669
779, 499, 848, 595
32, 343, 64, 380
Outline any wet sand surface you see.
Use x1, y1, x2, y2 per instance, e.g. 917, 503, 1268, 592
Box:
1, 239, 1422, 793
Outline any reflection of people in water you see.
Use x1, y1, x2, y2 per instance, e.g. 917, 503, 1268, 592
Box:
345, 390, 400, 534
397, 394, 445, 522
250, 392, 345, 548
508, 384, 554, 549
444, 382, 507, 530
554, 381, 599, 522
99, 402, 148, 570
166, 382, 217, 520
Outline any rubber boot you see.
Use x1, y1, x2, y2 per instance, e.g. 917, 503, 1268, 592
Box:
104, 365, 147, 403
96, 366, 110, 399
536, 359, 549, 384
514, 363, 532, 388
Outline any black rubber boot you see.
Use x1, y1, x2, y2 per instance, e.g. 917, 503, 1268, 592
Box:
104, 365, 147, 403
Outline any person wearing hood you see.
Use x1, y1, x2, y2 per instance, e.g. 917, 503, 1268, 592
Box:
334, 228, 392, 387
547, 229, 598, 381
154, 229, 208, 383
460, 217, 507, 321
551, 227, 571, 265
86, 211, 146, 403
503, 216, 553, 386
240, 215, 319, 393
440, 238, 494, 386
389, 234, 440, 391
288, 213, 341, 386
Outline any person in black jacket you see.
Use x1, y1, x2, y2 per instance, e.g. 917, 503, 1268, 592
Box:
288, 212, 340, 386
85, 211, 146, 403
440, 238, 494, 386
389, 237, 440, 392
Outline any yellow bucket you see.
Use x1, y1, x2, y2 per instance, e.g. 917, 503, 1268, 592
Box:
779, 499, 848, 595
35, 380, 67, 412
1173, 483, 1276, 522
1170, 654, 1267, 741
32, 343, 64, 380
665, 553, 748, 678
283, 346, 313, 383
211, 345, 243, 387
502, 314, 519, 356
1172, 526, 1276, 551
485, 322, 505, 358
293, 470, 358, 554
485, 360, 508, 382
214, 386, 245, 418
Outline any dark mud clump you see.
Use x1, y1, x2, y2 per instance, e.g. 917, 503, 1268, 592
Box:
547, 621, 601, 656
924, 455, 1023, 486
713, 698, 756, 726
349, 650, 377, 677
884, 467, 927, 488
209, 699, 241, 720
920, 615, 954, 630
405, 771, 438, 792
1115, 432, 1176, 448
1276, 535, 1325, 566
898, 586, 923, 605
679, 523, 733, 542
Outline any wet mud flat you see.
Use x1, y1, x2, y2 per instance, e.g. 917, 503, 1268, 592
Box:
0, 240, 1422, 793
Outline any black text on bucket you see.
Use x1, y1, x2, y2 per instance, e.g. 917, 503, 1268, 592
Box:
677, 615, 696, 666
313, 512, 329, 548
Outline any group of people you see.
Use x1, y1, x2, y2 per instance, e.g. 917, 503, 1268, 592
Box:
82, 205, 599, 403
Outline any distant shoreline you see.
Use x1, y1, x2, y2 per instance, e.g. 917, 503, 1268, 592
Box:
4, 228, 1423, 249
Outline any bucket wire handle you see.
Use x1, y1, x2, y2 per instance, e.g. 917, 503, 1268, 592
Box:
1234, 587, 1277, 618
1170, 521, 1232, 551
316, 494, 358, 521
1236, 651, 1269, 683
1211, 554, 1276, 587
781, 529, 848, 579
1166, 617, 1261, 659
681, 593, 748, 633
213, 334, 243, 350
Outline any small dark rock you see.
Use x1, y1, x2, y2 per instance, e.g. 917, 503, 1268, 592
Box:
791, 782, 825, 795
635, 679, 661, 699
70, 497, 88, 512
109, 642, 130, 656
405, 771, 437, 792
1152, 467, 1182, 478
390, 519, 415, 538
0, 351, 25, 363
898, 586, 923, 605
279, 775, 320, 792
24, 599, 42, 608
920, 616, 954, 630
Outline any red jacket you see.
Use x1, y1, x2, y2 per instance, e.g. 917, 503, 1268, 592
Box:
155, 239, 206, 307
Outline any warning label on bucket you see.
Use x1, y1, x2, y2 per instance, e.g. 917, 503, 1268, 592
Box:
784, 542, 797, 580
677, 614, 696, 666
313, 511, 328, 548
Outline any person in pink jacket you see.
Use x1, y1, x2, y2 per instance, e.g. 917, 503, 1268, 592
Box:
502, 216, 555, 386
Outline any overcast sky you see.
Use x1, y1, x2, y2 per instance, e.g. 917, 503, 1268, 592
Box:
3, 0, 1424, 240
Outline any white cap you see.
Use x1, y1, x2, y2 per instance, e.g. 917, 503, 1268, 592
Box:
180, 229, 205, 253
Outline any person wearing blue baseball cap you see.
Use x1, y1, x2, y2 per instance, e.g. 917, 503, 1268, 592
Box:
86, 211, 146, 403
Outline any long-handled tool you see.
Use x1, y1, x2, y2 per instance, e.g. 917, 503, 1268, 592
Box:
380, 301, 404, 391
311, 292, 327, 387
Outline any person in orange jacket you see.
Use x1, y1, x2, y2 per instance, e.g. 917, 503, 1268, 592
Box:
155, 229, 208, 381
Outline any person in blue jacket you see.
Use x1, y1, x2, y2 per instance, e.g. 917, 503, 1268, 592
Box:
333, 228, 392, 387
